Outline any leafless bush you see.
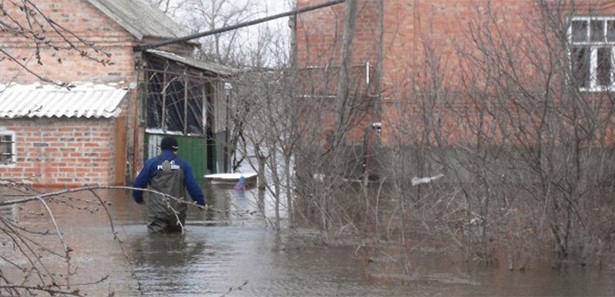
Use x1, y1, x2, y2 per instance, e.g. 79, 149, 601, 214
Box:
289, 0, 615, 273
387, 0, 615, 268
0, 183, 211, 296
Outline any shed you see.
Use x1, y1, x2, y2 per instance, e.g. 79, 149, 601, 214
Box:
0, 83, 128, 186
0, 0, 236, 186
139, 50, 236, 181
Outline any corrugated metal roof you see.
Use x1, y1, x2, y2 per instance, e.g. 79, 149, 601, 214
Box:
86, 0, 188, 41
146, 50, 237, 77
0, 84, 127, 119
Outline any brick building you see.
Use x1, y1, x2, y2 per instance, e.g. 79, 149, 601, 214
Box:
0, 0, 232, 187
294, 0, 615, 179
0, 84, 128, 186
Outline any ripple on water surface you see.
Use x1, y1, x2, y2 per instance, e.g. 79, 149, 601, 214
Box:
3, 186, 615, 296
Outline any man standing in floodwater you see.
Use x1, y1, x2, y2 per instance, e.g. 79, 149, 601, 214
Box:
132, 136, 207, 233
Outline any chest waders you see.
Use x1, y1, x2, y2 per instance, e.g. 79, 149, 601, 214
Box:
147, 160, 187, 233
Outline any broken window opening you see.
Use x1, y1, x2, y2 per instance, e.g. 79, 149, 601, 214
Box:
143, 56, 219, 136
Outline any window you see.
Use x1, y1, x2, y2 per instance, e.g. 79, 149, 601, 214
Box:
0, 132, 15, 166
570, 17, 615, 91
144, 57, 209, 136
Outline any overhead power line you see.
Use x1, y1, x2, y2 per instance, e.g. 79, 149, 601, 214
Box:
135, 0, 346, 51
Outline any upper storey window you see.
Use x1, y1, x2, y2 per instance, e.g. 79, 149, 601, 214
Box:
570, 17, 615, 91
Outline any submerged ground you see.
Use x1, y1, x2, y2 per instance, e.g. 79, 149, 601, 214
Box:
1, 184, 614, 296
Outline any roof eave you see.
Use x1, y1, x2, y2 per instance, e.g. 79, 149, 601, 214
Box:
146, 49, 238, 77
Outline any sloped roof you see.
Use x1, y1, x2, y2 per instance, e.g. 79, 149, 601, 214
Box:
86, 0, 188, 40
0, 84, 127, 119
146, 50, 237, 77
85, 1, 235, 76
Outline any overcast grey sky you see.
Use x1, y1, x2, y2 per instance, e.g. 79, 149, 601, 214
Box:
155, 0, 294, 66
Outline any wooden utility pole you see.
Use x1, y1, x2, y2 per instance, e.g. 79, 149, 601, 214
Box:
375, 0, 384, 120
332, 0, 358, 153
363, 0, 384, 185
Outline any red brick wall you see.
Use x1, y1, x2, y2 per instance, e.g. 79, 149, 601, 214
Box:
296, 0, 543, 94
0, 0, 201, 187
0, 0, 150, 187
380, 0, 539, 144
0, 119, 117, 187
0, 0, 137, 84
296, 0, 379, 66
296, 0, 615, 146
296, 0, 576, 93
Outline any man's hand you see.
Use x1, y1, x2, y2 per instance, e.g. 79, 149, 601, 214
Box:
198, 204, 208, 211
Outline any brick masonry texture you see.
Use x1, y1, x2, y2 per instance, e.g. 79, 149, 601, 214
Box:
296, 0, 615, 145
0, 119, 116, 187
0, 0, 148, 186
0, 0, 137, 84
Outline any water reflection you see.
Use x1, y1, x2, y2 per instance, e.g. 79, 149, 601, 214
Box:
0, 204, 17, 249
130, 233, 206, 268
1, 185, 614, 296
127, 232, 209, 295
0, 204, 16, 221
200, 184, 274, 228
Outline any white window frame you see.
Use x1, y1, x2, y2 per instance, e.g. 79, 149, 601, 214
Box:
568, 16, 615, 92
0, 131, 16, 167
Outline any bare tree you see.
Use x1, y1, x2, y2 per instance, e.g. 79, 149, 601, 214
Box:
160, 0, 264, 65
0, 183, 217, 296
389, 0, 615, 269
229, 22, 301, 229
288, 0, 615, 278
0, 184, 129, 296
152, 0, 183, 14
331, 0, 358, 153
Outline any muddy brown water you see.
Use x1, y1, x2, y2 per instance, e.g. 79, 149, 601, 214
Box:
1, 185, 615, 296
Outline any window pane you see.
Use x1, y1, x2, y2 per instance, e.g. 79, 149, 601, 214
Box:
146, 71, 164, 129
608, 21, 615, 41
597, 47, 612, 87
165, 77, 185, 133
572, 46, 590, 88
591, 20, 605, 42
186, 80, 205, 135
0, 135, 12, 164
572, 20, 588, 42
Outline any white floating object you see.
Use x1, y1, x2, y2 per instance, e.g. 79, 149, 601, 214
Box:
411, 174, 444, 186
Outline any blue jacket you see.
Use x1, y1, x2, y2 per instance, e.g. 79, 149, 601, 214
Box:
132, 150, 206, 206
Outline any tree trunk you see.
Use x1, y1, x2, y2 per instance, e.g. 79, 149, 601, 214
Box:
332, 0, 358, 153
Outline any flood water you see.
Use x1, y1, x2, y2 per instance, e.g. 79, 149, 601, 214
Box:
2, 184, 615, 296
